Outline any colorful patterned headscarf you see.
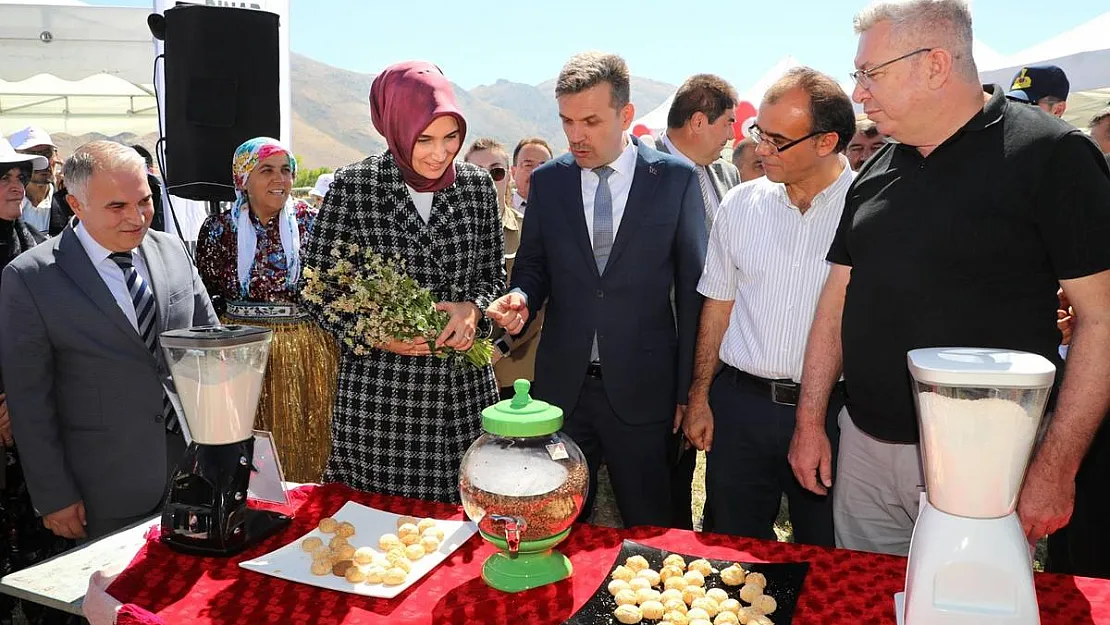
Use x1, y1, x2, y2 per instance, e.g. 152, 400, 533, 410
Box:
229, 137, 301, 299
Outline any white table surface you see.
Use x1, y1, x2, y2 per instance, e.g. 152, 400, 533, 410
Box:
0, 516, 157, 616
0, 482, 303, 616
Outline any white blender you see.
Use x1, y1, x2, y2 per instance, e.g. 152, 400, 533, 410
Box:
899, 348, 1055, 625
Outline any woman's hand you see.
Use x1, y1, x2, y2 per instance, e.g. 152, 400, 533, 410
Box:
435, 301, 480, 351
377, 337, 433, 357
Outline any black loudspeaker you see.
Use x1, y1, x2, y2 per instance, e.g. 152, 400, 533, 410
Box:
161, 5, 280, 202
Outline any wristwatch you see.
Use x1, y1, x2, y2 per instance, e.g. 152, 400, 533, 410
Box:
493, 337, 511, 357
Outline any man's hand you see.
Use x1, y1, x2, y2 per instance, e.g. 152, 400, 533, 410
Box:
435, 301, 479, 351
672, 404, 686, 434
486, 293, 529, 335
1017, 453, 1075, 542
0, 393, 12, 446
788, 423, 833, 495
683, 398, 714, 452
44, 501, 86, 539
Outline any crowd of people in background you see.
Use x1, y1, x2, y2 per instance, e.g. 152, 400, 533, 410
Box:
1, 0, 1109, 621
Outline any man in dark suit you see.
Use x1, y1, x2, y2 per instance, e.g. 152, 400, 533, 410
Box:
654, 73, 742, 529
0, 141, 218, 540
487, 52, 707, 528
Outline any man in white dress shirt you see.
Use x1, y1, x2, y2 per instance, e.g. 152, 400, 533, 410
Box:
683, 67, 856, 545
0, 141, 217, 539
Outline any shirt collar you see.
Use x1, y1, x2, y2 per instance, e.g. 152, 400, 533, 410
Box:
965, 84, 1007, 132
771, 155, 855, 209
660, 133, 697, 168
511, 191, 526, 210
599, 134, 638, 177
74, 221, 118, 266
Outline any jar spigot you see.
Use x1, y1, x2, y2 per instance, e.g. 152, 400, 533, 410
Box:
491, 514, 526, 554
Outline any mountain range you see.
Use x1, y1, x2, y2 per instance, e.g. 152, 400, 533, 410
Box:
52, 52, 678, 172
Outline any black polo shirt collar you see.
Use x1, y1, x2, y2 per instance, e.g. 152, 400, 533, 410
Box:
894, 84, 1006, 155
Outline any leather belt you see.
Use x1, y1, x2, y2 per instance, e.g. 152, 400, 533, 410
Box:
586, 362, 603, 379
724, 365, 844, 407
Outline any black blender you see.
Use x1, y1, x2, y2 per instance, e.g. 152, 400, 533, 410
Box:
159, 325, 291, 556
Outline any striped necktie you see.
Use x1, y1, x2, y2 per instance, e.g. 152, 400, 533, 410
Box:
109, 252, 180, 434
698, 166, 716, 232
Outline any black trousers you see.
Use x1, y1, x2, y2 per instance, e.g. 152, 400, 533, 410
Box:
703, 367, 842, 546
670, 445, 697, 530
1047, 418, 1110, 579
562, 374, 673, 528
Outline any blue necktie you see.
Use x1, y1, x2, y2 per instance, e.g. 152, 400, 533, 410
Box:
591, 166, 614, 363
109, 252, 180, 434
592, 166, 615, 273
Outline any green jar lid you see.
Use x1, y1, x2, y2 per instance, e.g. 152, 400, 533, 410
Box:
481, 379, 564, 437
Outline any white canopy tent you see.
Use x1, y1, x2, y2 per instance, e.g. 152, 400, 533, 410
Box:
2, 0, 293, 243
979, 11, 1110, 129
629, 55, 802, 137
0, 0, 158, 137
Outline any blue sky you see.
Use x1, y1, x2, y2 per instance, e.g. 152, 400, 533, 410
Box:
90, 0, 1107, 91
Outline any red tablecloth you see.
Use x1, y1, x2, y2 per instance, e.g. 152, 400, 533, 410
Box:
107, 484, 1110, 624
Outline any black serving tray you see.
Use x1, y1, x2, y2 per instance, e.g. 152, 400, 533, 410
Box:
564, 539, 809, 624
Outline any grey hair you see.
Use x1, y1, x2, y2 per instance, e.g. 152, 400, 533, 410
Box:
853, 0, 978, 80
63, 140, 147, 205
1090, 107, 1110, 130
555, 51, 631, 110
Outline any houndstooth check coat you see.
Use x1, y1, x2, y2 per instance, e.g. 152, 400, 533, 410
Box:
301, 152, 504, 503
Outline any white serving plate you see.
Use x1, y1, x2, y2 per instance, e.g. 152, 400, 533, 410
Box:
239, 500, 478, 598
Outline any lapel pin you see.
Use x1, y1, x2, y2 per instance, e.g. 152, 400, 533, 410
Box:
648, 165, 659, 176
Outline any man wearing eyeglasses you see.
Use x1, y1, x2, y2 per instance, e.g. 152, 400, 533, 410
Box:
8, 126, 61, 236
1005, 65, 1069, 118
846, 119, 888, 171
789, 0, 1110, 567
683, 67, 856, 545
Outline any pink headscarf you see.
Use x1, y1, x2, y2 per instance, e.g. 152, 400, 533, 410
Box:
369, 61, 467, 193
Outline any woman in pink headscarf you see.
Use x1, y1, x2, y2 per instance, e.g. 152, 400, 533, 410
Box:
301, 61, 503, 503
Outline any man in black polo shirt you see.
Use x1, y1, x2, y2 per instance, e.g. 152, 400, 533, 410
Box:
788, 0, 1110, 561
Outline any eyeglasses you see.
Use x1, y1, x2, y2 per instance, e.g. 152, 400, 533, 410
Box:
849, 48, 934, 90
488, 166, 507, 182
749, 125, 825, 155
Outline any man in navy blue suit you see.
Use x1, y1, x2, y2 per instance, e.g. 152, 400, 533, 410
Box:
487, 52, 707, 527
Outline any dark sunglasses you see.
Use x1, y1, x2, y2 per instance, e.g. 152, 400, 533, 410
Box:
488, 166, 507, 182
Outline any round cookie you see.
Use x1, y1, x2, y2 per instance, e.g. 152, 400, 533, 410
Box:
625, 555, 650, 573
614, 604, 643, 625
640, 600, 666, 620
335, 521, 356, 538
301, 536, 323, 552
317, 517, 338, 533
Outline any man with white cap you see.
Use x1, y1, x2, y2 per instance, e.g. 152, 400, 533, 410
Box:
308, 172, 334, 209
8, 126, 61, 236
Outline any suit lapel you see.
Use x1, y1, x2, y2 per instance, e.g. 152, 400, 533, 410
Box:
139, 235, 171, 334
560, 160, 599, 279
607, 148, 662, 272
55, 229, 149, 355
706, 164, 729, 201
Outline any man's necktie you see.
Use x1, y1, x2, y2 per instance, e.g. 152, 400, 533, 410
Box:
591, 166, 615, 363
698, 166, 715, 233
109, 252, 180, 434
592, 166, 615, 273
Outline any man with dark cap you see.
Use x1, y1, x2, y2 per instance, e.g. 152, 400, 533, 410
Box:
1006, 64, 1069, 118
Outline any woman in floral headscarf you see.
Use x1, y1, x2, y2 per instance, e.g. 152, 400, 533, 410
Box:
300, 61, 503, 503
195, 137, 338, 483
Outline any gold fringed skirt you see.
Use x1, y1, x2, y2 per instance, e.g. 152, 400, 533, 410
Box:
223, 301, 338, 484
